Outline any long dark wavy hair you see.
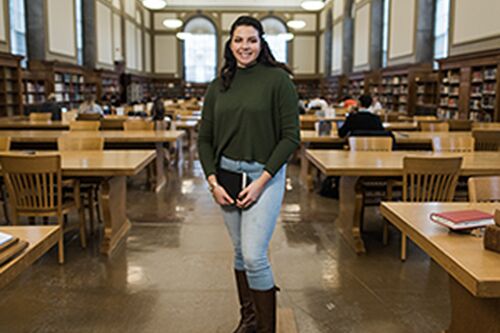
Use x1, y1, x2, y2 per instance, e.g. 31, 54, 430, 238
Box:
220, 16, 293, 91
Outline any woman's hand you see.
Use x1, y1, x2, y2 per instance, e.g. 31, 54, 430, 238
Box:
208, 174, 234, 206
236, 171, 272, 209
212, 184, 234, 206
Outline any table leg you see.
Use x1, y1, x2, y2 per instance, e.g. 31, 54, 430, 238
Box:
99, 176, 130, 255
299, 143, 314, 191
337, 176, 366, 254
447, 276, 500, 333
150, 143, 167, 193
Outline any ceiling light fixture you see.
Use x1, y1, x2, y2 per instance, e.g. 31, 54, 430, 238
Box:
279, 33, 294, 41
176, 32, 191, 40
300, 0, 325, 11
142, 0, 166, 10
287, 20, 306, 30
163, 18, 183, 29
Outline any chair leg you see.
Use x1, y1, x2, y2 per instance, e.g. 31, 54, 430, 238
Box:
88, 190, 95, 235
95, 185, 102, 225
1, 186, 10, 224
78, 206, 87, 249
57, 214, 64, 264
400, 233, 407, 261
382, 222, 389, 245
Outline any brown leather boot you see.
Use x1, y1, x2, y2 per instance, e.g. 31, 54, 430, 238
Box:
233, 270, 257, 333
249, 287, 278, 333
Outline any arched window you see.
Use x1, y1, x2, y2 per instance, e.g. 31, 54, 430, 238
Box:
261, 17, 289, 63
434, 0, 451, 61
8, 0, 26, 66
182, 17, 217, 83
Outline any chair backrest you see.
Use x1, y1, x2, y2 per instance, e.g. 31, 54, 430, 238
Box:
414, 116, 437, 121
100, 118, 125, 130
0, 137, 11, 151
420, 121, 449, 132
29, 113, 51, 122
123, 120, 154, 131
0, 154, 62, 212
448, 119, 472, 131
76, 113, 102, 121
348, 136, 393, 151
69, 120, 101, 131
57, 136, 104, 151
402, 156, 462, 202
431, 136, 475, 152
386, 113, 400, 122
468, 176, 500, 202
472, 130, 500, 151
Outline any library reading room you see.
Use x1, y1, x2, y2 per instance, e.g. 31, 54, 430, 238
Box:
0, 0, 499, 332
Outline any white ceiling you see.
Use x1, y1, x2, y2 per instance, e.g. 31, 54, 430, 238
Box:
165, 0, 306, 8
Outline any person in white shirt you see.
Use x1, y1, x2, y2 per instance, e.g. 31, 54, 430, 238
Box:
368, 96, 383, 113
308, 97, 328, 111
78, 94, 104, 115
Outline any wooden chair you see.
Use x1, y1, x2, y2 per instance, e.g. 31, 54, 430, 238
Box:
472, 130, 500, 151
69, 121, 100, 131
57, 136, 104, 151
468, 176, 500, 202
29, 113, 51, 121
348, 137, 393, 151
0, 154, 87, 263
123, 120, 155, 131
431, 137, 475, 152
448, 119, 472, 131
57, 136, 104, 233
349, 137, 393, 235
420, 121, 449, 132
397, 156, 462, 260
100, 118, 125, 130
414, 116, 437, 121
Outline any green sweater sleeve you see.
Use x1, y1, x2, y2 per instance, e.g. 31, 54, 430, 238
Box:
197, 82, 217, 178
264, 74, 301, 176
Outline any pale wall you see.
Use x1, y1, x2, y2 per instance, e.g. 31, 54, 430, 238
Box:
389, 0, 415, 59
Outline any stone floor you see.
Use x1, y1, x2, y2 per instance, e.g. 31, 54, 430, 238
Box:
0, 161, 450, 333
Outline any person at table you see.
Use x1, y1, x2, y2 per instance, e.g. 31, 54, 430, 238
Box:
338, 94, 385, 138
78, 94, 103, 116
340, 95, 358, 109
198, 16, 300, 333
151, 97, 167, 130
37, 93, 62, 121
369, 95, 383, 113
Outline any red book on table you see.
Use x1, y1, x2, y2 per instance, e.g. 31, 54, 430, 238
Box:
430, 209, 494, 230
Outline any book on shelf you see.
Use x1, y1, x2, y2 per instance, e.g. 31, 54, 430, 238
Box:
430, 210, 495, 230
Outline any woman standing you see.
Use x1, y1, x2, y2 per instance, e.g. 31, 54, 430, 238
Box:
198, 16, 300, 333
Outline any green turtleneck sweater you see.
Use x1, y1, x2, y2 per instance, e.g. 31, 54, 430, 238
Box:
198, 63, 300, 177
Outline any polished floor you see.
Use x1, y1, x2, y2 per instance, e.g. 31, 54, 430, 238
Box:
0, 161, 450, 333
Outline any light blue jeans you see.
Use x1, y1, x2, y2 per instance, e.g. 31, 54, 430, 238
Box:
220, 156, 286, 291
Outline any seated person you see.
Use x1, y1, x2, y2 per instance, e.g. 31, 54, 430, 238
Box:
78, 94, 104, 116
37, 93, 62, 121
338, 95, 385, 138
369, 96, 383, 113
308, 96, 328, 111
340, 95, 358, 109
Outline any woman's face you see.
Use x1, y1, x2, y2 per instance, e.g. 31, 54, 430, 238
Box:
230, 25, 261, 68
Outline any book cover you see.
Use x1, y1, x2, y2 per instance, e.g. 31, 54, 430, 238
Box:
216, 169, 251, 203
430, 210, 494, 230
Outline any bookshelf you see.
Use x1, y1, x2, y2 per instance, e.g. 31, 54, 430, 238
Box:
122, 73, 152, 103
347, 72, 365, 100
27, 60, 97, 110
184, 82, 208, 98
321, 75, 346, 103
0, 52, 23, 117
379, 64, 433, 115
22, 70, 47, 106
150, 78, 183, 99
293, 78, 322, 100
438, 50, 500, 121
414, 72, 439, 115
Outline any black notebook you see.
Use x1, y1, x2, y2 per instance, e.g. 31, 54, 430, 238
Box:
216, 168, 252, 203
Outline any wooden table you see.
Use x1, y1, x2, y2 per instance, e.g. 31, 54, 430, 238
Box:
393, 131, 472, 144
0, 130, 184, 192
299, 115, 346, 129
380, 202, 500, 333
56, 150, 154, 255
305, 150, 500, 253
382, 121, 419, 131
0, 226, 61, 289
172, 120, 199, 163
